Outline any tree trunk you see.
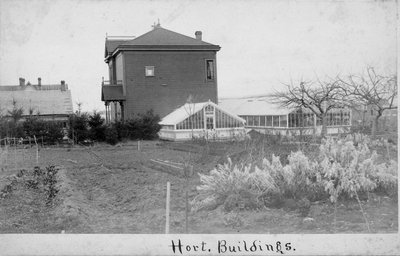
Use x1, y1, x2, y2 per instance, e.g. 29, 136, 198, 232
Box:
371, 114, 381, 139
321, 114, 328, 137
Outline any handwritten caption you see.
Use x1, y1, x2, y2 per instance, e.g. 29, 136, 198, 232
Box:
169, 239, 295, 254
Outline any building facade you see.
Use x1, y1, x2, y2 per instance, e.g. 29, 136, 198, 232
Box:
158, 100, 246, 141
219, 97, 352, 136
101, 24, 221, 123
0, 77, 73, 126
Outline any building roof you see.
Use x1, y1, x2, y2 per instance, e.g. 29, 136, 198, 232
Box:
219, 96, 295, 116
160, 100, 245, 126
0, 86, 73, 116
101, 85, 125, 101
0, 84, 66, 91
105, 26, 220, 60
105, 39, 131, 58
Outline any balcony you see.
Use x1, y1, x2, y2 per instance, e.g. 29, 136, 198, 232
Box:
101, 79, 125, 102
101, 79, 123, 86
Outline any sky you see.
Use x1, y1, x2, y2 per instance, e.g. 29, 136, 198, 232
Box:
0, 0, 397, 112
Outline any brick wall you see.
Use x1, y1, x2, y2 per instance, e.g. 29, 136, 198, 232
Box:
122, 51, 218, 118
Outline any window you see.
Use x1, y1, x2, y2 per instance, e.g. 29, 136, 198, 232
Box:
206, 117, 214, 129
266, 116, 273, 127
206, 60, 215, 80
145, 66, 154, 77
248, 116, 254, 126
260, 116, 266, 127
279, 115, 287, 127
273, 116, 279, 127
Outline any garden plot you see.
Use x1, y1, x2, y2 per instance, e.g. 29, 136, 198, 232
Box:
0, 138, 398, 233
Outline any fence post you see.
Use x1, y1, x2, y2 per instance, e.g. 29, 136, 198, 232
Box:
14, 137, 17, 170
165, 181, 170, 234
34, 135, 39, 165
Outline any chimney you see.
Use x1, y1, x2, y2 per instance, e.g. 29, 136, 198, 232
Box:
38, 77, 42, 88
195, 31, 202, 41
61, 80, 66, 91
19, 77, 25, 86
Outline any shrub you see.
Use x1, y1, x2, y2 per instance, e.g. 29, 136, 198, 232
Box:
319, 137, 397, 203
88, 112, 106, 141
43, 122, 64, 144
125, 110, 161, 140
22, 117, 64, 144
193, 158, 279, 212
69, 113, 90, 143
105, 125, 119, 145
193, 135, 397, 213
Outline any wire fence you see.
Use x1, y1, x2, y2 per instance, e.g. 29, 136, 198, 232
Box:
0, 136, 41, 172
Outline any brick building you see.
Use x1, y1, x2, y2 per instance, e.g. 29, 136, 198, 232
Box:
101, 23, 221, 123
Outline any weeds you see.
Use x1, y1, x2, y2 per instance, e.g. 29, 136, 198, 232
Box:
0, 165, 59, 206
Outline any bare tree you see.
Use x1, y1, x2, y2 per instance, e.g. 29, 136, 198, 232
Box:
76, 101, 83, 116
339, 67, 397, 137
8, 99, 24, 123
269, 77, 346, 137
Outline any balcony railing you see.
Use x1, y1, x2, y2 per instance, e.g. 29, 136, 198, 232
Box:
101, 80, 123, 86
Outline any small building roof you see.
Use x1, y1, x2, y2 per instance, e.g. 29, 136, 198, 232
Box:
219, 96, 295, 116
105, 26, 220, 60
101, 86, 125, 101
0, 87, 73, 116
160, 100, 245, 126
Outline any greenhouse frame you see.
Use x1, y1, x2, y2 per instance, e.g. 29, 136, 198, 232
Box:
158, 100, 246, 141
219, 97, 352, 136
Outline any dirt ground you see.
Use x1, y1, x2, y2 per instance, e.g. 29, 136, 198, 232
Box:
0, 140, 398, 233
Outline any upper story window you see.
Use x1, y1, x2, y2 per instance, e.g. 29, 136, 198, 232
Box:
145, 66, 155, 77
206, 60, 215, 81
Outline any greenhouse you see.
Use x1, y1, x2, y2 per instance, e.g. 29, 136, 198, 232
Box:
219, 97, 352, 136
158, 100, 246, 141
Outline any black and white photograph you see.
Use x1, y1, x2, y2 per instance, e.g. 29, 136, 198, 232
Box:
0, 0, 398, 255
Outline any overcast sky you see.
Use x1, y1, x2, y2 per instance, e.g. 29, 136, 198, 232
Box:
0, 0, 397, 112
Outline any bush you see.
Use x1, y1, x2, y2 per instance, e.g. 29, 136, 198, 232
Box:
100, 110, 161, 144
69, 113, 90, 143
193, 135, 397, 213
105, 125, 119, 145
21, 117, 64, 144
126, 110, 161, 140
319, 137, 397, 203
193, 158, 280, 212
88, 112, 106, 141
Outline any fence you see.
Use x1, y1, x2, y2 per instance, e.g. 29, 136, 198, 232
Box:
0, 136, 42, 171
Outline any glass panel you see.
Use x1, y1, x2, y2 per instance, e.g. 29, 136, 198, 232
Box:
260, 116, 266, 127
176, 110, 204, 130
206, 117, 214, 129
280, 115, 287, 127
254, 116, 260, 126
273, 116, 279, 127
248, 116, 254, 126
266, 116, 272, 127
